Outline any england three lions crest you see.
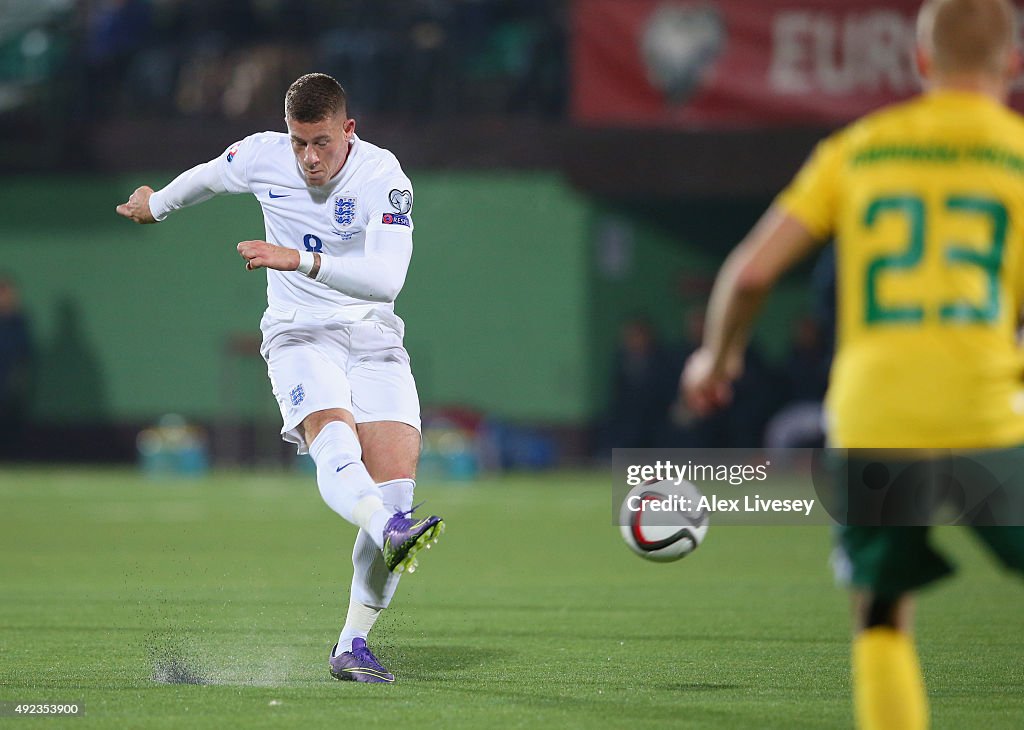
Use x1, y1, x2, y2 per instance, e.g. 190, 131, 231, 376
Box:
334, 196, 357, 227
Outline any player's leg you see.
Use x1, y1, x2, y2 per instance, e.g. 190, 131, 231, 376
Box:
309, 410, 435, 683
347, 320, 442, 575
837, 526, 949, 730
968, 445, 1024, 574
317, 415, 421, 683
851, 592, 928, 730
300, 408, 396, 547
335, 422, 420, 662
358, 419, 421, 482
261, 322, 395, 545
330, 322, 442, 682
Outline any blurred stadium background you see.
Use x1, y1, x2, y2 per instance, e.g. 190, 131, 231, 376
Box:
4, 3, 1024, 728
0, 0, 931, 472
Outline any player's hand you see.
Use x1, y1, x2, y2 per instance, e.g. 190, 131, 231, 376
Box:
681, 347, 743, 417
115, 186, 158, 224
237, 240, 300, 272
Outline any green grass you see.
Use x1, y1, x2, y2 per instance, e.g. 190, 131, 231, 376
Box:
0, 468, 1021, 728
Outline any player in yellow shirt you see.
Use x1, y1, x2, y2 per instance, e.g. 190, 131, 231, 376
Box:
683, 1, 1024, 728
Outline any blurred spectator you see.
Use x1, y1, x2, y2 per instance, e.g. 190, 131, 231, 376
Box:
764, 316, 830, 450
692, 346, 780, 448
398, 0, 458, 116
33, 297, 110, 424
665, 307, 781, 448
764, 246, 836, 450
26, 0, 569, 124
83, 0, 153, 118
0, 274, 34, 458
662, 307, 704, 446
502, 0, 568, 117
316, 1, 403, 116
606, 316, 679, 449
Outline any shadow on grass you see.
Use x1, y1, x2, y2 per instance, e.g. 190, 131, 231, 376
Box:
383, 644, 504, 678
658, 682, 740, 691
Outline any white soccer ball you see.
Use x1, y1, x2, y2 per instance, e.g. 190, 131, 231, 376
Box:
619, 479, 709, 562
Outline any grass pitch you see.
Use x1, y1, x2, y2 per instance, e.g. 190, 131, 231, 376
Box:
0, 468, 1021, 728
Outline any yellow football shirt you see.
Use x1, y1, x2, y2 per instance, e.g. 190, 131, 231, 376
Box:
777, 90, 1024, 449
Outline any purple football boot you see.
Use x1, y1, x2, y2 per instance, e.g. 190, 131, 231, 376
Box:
329, 639, 395, 683
382, 506, 445, 574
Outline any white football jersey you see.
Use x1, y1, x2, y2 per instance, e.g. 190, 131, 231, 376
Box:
216, 132, 414, 329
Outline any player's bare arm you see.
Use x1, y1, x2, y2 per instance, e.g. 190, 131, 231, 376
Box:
236, 226, 412, 302
237, 234, 410, 304
682, 206, 818, 416
237, 240, 300, 272
115, 186, 158, 224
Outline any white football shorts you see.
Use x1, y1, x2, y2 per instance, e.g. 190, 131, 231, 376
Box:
260, 314, 421, 454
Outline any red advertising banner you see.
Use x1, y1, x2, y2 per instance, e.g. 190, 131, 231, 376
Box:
572, 0, 1024, 128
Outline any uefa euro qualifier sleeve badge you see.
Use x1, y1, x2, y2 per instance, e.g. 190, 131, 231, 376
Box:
388, 189, 412, 215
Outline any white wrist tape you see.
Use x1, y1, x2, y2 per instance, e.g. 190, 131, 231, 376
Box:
296, 250, 316, 276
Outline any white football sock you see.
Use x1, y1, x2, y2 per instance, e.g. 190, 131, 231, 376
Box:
349, 479, 415, 605
308, 422, 392, 547
339, 479, 416, 653
336, 601, 382, 655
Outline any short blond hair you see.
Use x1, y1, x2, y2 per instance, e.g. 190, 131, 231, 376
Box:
917, 0, 1018, 74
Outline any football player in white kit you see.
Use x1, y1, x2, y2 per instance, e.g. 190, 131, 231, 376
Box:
116, 73, 444, 684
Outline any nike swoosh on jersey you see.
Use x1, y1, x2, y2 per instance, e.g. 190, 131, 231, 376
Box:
268, 190, 290, 199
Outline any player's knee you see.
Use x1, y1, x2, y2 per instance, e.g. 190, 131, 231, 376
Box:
371, 463, 417, 483
302, 409, 356, 445
861, 594, 903, 630
358, 423, 420, 482
364, 448, 418, 482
